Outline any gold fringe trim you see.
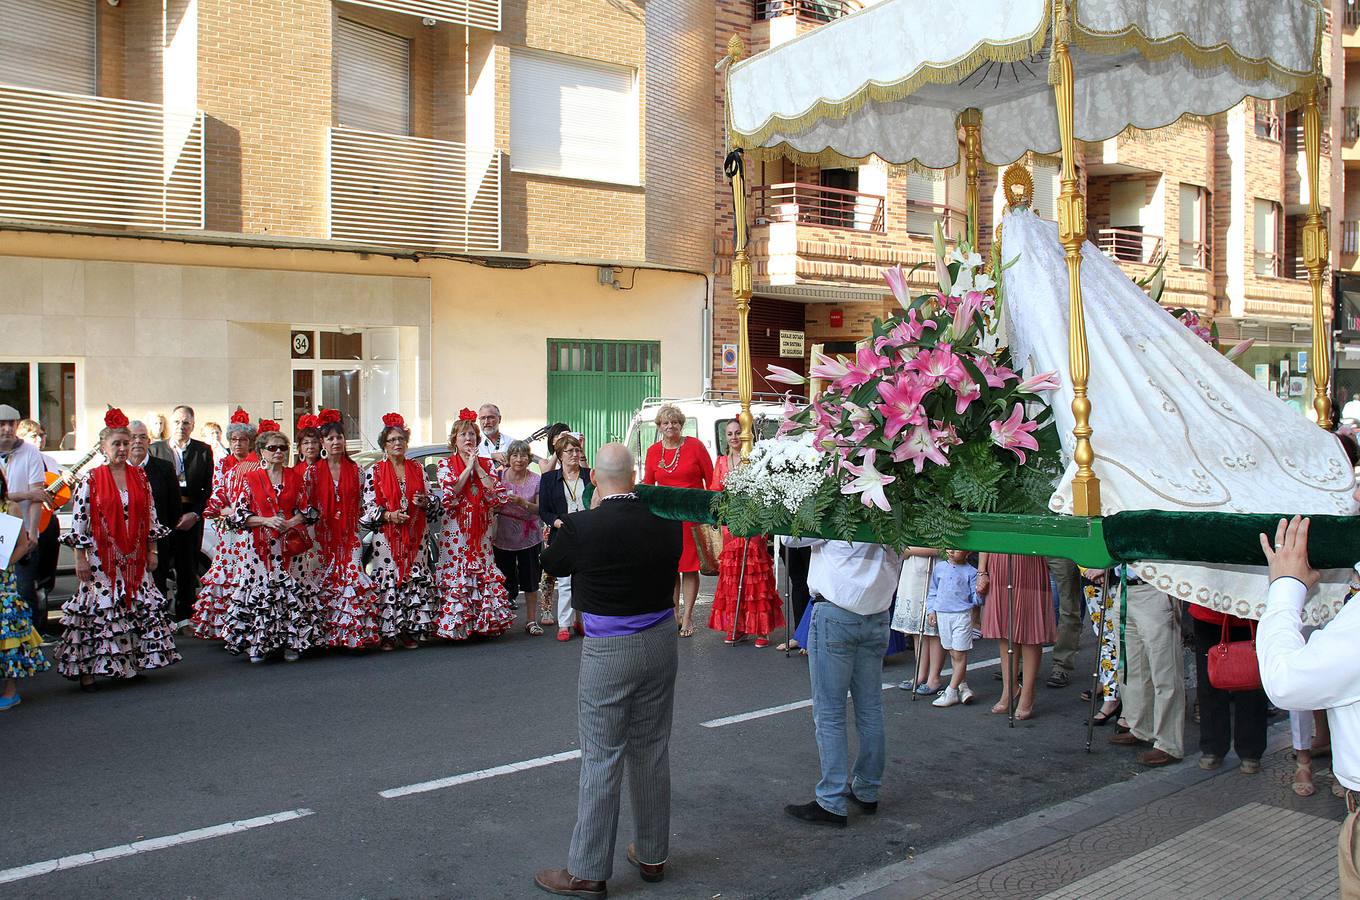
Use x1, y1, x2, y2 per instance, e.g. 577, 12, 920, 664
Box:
727, 2, 1052, 152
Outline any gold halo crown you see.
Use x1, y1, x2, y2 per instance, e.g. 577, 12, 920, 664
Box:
1003, 164, 1034, 210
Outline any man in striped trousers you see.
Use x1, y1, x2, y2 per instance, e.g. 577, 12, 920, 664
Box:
535, 444, 682, 898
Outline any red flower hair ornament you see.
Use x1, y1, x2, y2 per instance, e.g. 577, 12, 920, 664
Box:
296, 413, 320, 432
258, 419, 281, 434
104, 407, 129, 429
230, 407, 251, 425
319, 408, 342, 425
382, 412, 406, 428
458, 408, 477, 422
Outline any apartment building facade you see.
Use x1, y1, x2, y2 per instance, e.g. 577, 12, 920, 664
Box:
711, 0, 1345, 423
0, 0, 714, 454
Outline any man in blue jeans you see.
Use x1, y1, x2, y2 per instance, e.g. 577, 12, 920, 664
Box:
782, 538, 904, 827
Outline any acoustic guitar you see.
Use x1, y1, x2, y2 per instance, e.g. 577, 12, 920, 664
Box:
39, 445, 102, 532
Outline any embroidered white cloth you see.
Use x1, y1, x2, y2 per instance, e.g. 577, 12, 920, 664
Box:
1001, 208, 1356, 625
726, 0, 1323, 168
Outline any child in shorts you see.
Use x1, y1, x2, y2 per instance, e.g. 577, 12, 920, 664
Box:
926, 549, 982, 708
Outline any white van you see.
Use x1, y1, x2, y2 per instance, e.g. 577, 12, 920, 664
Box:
624, 391, 802, 475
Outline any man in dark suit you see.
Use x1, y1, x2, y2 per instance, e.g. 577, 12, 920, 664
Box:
534, 444, 682, 898
150, 405, 214, 628
129, 421, 181, 598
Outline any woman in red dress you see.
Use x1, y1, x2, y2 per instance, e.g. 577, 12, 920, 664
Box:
311, 411, 380, 649
191, 408, 258, 639
642, 403, 713, 637
708, 420, 784, 647
979, 553, 1056, 719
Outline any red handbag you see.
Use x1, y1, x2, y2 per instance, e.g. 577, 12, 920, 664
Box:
1206, 615, 1261, 692
283, 525, 313, 557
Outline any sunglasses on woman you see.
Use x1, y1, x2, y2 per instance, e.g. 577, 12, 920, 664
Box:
264, 445, 288, 453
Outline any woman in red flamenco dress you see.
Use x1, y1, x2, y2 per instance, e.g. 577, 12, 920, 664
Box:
707, 420, 784, 648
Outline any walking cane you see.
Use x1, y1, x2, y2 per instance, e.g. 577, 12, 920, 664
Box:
730, 537, 750, 643
780, 541, 793, 658
1006, 558, 1017, 729
910, 555, 934, 703
1085, 568, 1112, 753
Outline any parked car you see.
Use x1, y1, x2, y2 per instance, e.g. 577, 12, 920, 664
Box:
623, 391, 798, 475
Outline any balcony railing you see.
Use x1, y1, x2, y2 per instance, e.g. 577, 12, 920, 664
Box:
339, 0, 500, 31
329, 128, 501, 252
752, 182, 885, 233
0, 83, 203, 231
904, 200, 966, 240
1344, 220, 1360, 257
1254, 250, 1281, 278
1096, 228, 1163, 265
1347, 3, 1360, 28
753, 0, 862, 24
1179, 240, 1208, 269
1346, 107, 1360, 143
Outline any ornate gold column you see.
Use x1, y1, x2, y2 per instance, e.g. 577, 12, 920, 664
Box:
960, 108, 982, 248
1303, 88, 1332, 428
722, 35, 755, 461
1050, 3, 1100, 515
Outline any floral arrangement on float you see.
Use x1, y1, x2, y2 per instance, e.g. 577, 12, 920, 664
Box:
715, 225, 1063, 548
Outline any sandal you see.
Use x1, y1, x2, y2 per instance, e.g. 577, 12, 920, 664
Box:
1293, 760, 1316, 797
776, 640, 800, 652
679, 623, 695, 638
1091, 700, 1122, 726
526, 623, 544, 637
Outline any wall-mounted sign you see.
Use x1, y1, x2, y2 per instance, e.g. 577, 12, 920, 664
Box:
721, 344, 738, 374
291, 330, 313, 359
779, 330, 805, 358
1297, 350, 1308, 374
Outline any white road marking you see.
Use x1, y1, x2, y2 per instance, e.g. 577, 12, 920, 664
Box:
0, 808, 315, 886
701, 648, 1053, 728
379, 749, 583, 799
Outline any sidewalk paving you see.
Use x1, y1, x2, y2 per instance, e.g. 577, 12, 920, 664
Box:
809, 724, 1348, 900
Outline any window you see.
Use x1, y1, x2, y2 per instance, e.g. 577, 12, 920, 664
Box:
335, 19, 411, 135
510, 50, 640, 185
0, 360, 77, 451
1254, 199, 1281, 277
290, 328, 400, 449
1179, 184, 1208, 269
0, 0, 97, 95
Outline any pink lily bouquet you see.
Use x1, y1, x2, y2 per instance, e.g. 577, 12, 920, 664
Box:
720, 226, 1063, 548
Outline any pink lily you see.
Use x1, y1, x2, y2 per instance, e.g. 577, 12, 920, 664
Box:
906, 343, 966, 387
1224, 338, 1255, 361
891, 422, 951, 473
990, 403, 1041, 464
841, 449, 895, 512
976, 355, 1019, 388
949, 373, 982, 414
835, 345, 893, 391
883, 264, 912, 310
766, 364, 807, 386
952, 290, 986, 335
1017, 370, 1061, 393
875, 373, 931, 440
775, 392, 803, 437
809, 351, 850, 383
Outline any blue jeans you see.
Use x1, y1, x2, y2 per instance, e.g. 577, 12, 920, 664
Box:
807, 601, 890, 816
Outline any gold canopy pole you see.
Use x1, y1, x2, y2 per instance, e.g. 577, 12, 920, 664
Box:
1051, 1, 1100, 515
1302, 88, 1332, 428
960, 108, 982, 248
724, 36, 754, 461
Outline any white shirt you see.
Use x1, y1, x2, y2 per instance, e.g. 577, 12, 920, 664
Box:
783, 538, 903, 616
477, 431, 514, 459
1258, 576, 1360, 791
0, 440, 46, 533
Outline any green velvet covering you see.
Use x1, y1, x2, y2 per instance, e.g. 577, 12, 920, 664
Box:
1103, 510, 1360, 570
634, 485, 1360, 569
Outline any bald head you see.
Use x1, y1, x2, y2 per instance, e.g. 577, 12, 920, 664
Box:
591, 443, 636, 495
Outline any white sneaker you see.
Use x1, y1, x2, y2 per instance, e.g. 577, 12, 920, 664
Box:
959, 683, 975, 705
932, 687, 961, 708
283, 649, 300, 662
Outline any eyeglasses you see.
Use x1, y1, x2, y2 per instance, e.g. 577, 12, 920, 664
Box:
264, 445, 288, 453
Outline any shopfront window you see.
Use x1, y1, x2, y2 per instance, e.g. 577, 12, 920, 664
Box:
0, 359, 77, 451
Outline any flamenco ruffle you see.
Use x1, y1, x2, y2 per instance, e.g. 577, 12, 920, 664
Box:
373, 565, 436, 640
708, 537, 785, 636
222, 571, 323, 658
1, 589, 49, 679
57, 581, 181, 679
192, 532, 247, 639
434, 570, 513, 640
323, 565, 383, 648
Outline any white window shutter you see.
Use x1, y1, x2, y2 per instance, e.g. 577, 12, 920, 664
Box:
1031, 163, 1058, 220
0, 0, 97, 95
510, 50, 639, 185
905, 172, 945, 234
336, 19, 411, 136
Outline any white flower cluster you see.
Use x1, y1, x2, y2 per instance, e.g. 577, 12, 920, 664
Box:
722, 435, 827, 514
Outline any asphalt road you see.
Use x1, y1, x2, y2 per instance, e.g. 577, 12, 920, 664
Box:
5, 585, 1145, 900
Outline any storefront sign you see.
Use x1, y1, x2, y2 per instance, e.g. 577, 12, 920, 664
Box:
722, 344, 738, 374
779, 330, 805, 358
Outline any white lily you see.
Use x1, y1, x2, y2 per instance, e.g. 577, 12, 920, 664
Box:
841, 449, 895, 512
950, 247, 983, 271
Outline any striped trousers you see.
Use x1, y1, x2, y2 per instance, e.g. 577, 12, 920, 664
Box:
568, 618, 678, 882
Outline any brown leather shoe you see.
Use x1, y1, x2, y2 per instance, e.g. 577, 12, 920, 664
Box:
1138, 748, 1181, 767
626, 843, 665, 883
1108, 731, 1144, 746
534, 868, 606, 898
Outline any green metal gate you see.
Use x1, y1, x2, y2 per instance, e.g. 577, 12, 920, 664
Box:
546, 339, 660, 446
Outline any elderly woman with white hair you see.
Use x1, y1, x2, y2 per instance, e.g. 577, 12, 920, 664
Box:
191, 408, 259, 639
642, 403, 713, 637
